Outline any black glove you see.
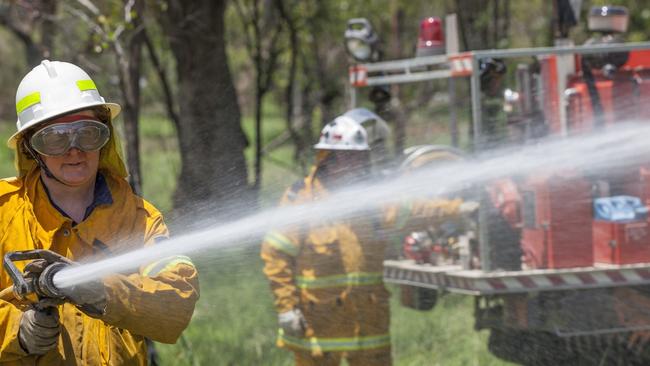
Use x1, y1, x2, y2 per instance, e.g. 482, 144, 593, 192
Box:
19, 306, 60, 355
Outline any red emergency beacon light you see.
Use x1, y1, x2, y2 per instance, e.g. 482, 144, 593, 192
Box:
416, 17, 444, 57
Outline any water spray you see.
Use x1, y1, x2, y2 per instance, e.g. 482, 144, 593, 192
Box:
46, 122, 650, 291
2, 122, 650, 297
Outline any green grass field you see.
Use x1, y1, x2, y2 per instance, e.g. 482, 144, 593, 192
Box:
137, 112, 511, 366
0, 111, 513, 365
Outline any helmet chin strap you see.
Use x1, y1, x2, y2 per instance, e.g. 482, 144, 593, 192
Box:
22, 140, 69, 186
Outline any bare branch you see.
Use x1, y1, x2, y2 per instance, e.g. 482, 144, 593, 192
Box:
62, 3, 104, 36
0, 3, 35, 41
143, 28, 181, 131
112, 33, 125, 58
113, 24, 125, 41
124, 0, 135, 22
74, 0, 100, 16
260, 19, 284, 92
233, 0, 255, 58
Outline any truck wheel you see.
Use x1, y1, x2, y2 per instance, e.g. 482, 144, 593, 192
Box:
487, 328, 527, 364
399, 285, 438, 311
488, 329, 576, 366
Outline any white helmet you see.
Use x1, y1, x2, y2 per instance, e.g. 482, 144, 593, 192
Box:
314, 116, 370, 151
8, 60, 121, 148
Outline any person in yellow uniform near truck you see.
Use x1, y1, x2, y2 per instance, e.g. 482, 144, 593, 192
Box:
261, 109, 465, 365
0, 60, 199, 365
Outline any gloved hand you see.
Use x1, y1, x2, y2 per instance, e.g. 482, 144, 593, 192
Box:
278, 309, 307, 337
59, 279, 107, 318
25, 259, 107, 318
19, 306, 60, 355
459, 201, 480, 214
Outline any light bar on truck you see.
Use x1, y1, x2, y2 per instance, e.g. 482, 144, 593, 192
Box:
416, 17, 445, 57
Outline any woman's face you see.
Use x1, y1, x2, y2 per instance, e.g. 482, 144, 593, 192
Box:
39, 110, 101, 187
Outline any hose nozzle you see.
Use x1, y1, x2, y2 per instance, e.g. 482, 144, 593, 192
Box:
36, 262, 67, 299
3, 250, 72, 301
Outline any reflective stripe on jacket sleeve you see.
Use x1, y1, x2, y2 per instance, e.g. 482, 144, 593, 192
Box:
263, 231, 299, 256
142, 255, 195, 277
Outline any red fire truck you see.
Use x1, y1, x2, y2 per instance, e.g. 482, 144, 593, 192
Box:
347, 5, 650, 365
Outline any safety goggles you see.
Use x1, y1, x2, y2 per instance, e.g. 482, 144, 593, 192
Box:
29, 120, 110, 156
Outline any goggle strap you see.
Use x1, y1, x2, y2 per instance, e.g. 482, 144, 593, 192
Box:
23, 140, 67, 185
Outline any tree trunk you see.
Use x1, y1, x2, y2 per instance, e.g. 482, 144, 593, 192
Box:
143, 30, 181, 132
254, 86, 263, 191
160, 0, 249, 217
306, 1, 340, 127
0, 3, 45, 66
493, 0, 500, 46
456, 0, 497, 51
390, 0, 406, 155
114, 0, 145, 195
40, 0, 57, 59
275, 0, 305, 166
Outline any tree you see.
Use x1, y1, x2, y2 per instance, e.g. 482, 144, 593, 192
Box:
233, 0, 284, 191
158, 0, 250, 215
0, 0, 58, 66
455, 0, 510, 51
68, 0, 146, 195
114, 0, 146, 195
274, 0, 305, 169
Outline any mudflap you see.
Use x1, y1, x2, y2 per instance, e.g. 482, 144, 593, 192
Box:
479, 287, 650, 365
399, 285, 438, 311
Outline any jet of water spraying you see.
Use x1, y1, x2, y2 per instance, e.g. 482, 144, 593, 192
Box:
52, 122, 650, 289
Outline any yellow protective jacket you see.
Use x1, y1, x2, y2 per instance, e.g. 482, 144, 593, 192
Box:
261, 166, 460, 355
0, 119, 199, 365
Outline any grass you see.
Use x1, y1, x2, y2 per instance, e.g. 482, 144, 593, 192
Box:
239, 104, 307, 208
155, 251, 290, 366
391, 294, 510, 366
156, 250, 512, 366
136, 112, 511, 365
0, 109, 512, 365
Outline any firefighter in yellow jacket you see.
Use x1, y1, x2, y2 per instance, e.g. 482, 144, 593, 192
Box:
261, 110, 462, 365
0, 60, 199, 365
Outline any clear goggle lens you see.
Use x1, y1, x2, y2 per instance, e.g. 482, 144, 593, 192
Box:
29, 120, 110, 156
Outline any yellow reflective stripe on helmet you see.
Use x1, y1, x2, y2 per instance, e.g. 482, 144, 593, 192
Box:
76, 79, 97, 91
264, 231, 298, 256
16, 92, 41, 114
279, 329, 390, 351
142, 255, 194, 277
295, 272, 383, 289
